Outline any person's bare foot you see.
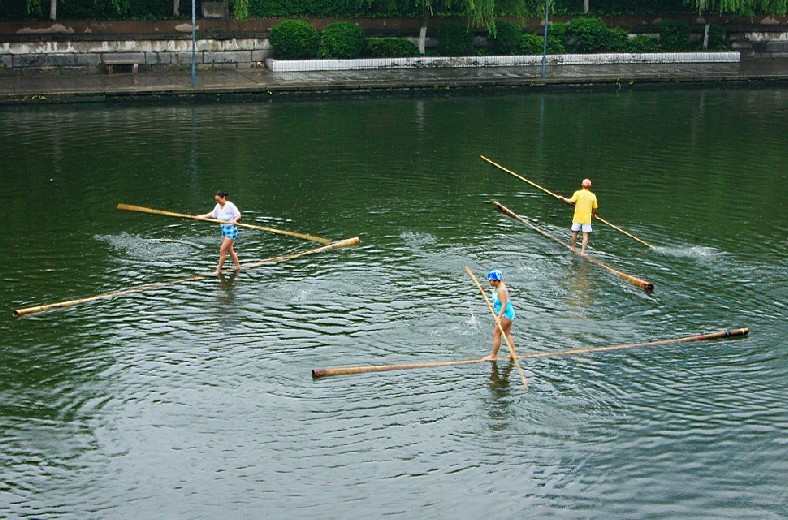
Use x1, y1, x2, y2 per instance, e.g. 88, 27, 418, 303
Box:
482, 355, 497, 362
212, 269, 221, 276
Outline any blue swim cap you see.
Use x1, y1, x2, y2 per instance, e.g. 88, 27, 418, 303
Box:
486, 270, 503, 281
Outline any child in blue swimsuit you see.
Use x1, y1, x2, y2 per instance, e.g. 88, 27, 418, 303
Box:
483, 270, 516, 361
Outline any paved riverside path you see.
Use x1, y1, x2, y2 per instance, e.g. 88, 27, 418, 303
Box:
0, 57, 785, 103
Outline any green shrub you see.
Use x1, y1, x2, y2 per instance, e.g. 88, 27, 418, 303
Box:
659, 19, 691, 51
519, 33, 565, 55
626, 34, 661, 52
519, 33, 544, 55
436, 22, 474, 56
270, 20, 319, 59
488, 20, 522, 55
318, 21, 366, 59
563, 17, 627, 53
549, 23, 569, 43
608, 27, 631, 51
367, 38, 419, 57
547, 33, 566, 54
708, 24, 727, 50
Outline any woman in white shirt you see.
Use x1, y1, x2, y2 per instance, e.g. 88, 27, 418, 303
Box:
195, 191, 241, 275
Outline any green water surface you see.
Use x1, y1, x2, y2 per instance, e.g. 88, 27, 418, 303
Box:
0, 87, 785, 518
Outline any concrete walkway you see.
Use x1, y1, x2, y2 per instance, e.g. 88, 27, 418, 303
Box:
0, 56, 785, 104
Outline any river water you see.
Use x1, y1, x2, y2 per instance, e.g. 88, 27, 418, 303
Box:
1, 87, 786, 519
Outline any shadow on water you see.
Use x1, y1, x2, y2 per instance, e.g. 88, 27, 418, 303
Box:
561, 259, 597, 314
485, 361, 515, 428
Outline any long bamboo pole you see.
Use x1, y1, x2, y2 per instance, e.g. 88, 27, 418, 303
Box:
493, 201, 654, 292
13, 237, 359, 317
465, 266, 528, 391
311, 328, 749, 378
480, 155, 654, 248
117, 203, 332, 245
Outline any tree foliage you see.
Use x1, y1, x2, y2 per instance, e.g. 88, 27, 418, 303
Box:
684, 0, 786, 15
8, 0, 786, 21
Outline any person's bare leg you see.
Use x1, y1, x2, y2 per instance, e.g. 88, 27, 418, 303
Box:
484, 328, 502, 361
215, 237, 233, 275
581, 231, 589, 255
501, 318, 515, 359
228, 243, 240, 270
571, 230, 579, 252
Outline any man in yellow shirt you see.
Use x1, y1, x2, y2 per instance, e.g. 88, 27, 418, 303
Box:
559, 178, 598, 255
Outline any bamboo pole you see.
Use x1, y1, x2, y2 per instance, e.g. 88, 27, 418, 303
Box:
312, 358, 489, 378
13, 237, 359, 317
520, 327, 749, 359
311, 328, 749, 378
480, 155, 654, 248
493, 201, 654, 292
240, 237, 359, 269
465, 266, 528, 391
117, 203, 332, 244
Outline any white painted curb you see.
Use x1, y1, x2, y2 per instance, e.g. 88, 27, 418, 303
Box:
266, 52, 740, 72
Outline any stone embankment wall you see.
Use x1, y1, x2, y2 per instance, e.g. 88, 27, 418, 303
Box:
1, 37, 270, 73
0, 16, 786, 74
751, 39, 788, 57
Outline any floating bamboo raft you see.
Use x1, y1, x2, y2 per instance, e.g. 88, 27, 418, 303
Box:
311, 328, 749, 378
13, 237, 359, 317
493, 200, 654, 292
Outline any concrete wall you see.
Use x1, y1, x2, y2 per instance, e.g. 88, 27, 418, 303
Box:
747, 32, 788, 58
1, 37, 270, 72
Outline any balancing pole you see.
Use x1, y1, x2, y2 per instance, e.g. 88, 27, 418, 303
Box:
465, 266, 528, 391
311, 328, 749, 378
13, 237, 359, 317
117, 204, 332, 245
493, 201, 654, 292
480, 155, 653, 248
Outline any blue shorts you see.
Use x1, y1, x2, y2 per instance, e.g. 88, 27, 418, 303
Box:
221, 225, 238, 240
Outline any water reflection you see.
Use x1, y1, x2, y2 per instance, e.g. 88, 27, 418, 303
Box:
488, 361, 514, 392
215, 270, 240, 326
563, 259, 596, 314
486, 361, 514, 429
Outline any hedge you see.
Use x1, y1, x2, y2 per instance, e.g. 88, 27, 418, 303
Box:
519, 33, 565, 55
266, 17, 730, 60
659, 19, 692, 51
318, 22, 367, 58
366, 38, 419, 57
560, 18, 629, 53
270, 20, 320, 59
488, 20, 522, 55
436, 22, 474, 56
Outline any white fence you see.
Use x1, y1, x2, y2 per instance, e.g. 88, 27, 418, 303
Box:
267, 52, 740, 72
